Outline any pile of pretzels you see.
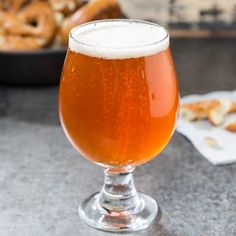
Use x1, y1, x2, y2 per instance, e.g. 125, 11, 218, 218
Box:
0, 0, 123, 51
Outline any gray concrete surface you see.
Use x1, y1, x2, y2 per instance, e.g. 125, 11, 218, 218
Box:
0, 39, 236, 236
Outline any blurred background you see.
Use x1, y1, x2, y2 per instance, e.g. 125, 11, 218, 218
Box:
1, 0, 236, 93
121, 0, 236, 37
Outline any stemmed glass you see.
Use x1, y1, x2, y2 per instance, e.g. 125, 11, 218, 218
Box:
59, 19, 179, 232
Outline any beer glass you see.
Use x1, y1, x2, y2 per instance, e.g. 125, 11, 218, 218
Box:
59, 19, 179, 232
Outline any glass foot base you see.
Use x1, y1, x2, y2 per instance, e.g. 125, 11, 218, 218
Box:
79, 192, 158, 232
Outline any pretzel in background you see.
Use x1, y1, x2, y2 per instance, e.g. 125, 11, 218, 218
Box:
180, 99, 236, 132
0, 0, 124, 50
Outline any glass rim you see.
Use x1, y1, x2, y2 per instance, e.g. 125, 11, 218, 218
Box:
69, 19, 169, 50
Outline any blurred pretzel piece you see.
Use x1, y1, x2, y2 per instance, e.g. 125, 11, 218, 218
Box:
208, 107, 226, 126
51, 1, 86, 47
0, 35, 43, 50
60, 0, 123, 45
49, 0, 85, 16
0, 12, 40, 50
0, 1, 56, 50
18, 1, 56, 47
208, 99, 231, 126
229, 102, 236, 113
0, 11, 43, 50
0, 12, 32, 36
180, 100, 220, 121
224, 120, 236, 132
0, 0, 31, 13
180, 98, 233, 126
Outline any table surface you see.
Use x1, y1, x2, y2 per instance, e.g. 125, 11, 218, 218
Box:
1, 39, 236, 236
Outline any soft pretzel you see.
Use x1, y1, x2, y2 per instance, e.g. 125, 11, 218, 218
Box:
224, 120, 236, 132
49, 0, 85, 16
60, 0, 123, 45
180, 99, 236, 127
0, 34, 43, 50
50, 0, 85, 35
0, 1, 56, 50
180, 99, 233, 126
229, 102, 236, 113
180, 100, 220, 121
208, 105, 227, 126
0, 0, 30, 13
0, 12, 32, 36
18, 1, 56, 44
208, 99, 231, 126
0, 0, 125, 50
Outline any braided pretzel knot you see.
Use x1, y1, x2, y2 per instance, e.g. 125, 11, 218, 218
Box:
0, 1, 56, 51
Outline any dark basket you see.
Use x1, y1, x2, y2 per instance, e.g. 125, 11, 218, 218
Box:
0, 48, 66, 86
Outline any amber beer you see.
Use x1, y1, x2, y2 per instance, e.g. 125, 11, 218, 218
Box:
59, 20, 179, 166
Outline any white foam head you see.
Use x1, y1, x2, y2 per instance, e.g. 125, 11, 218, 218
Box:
69, 19, 169, 60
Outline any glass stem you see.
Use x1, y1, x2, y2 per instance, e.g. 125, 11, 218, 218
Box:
98, 167, 143, 213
